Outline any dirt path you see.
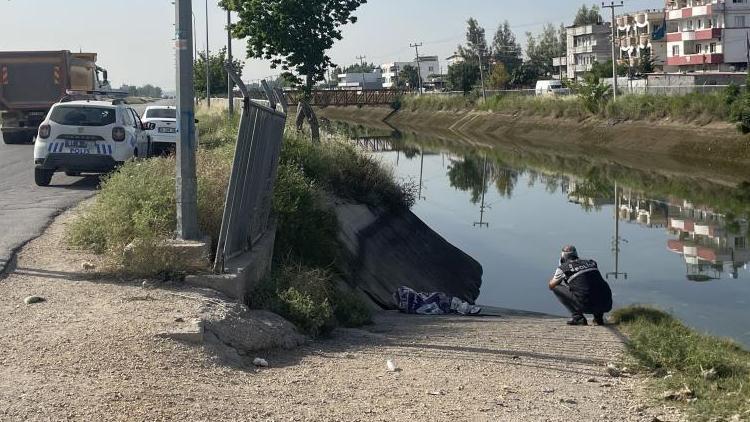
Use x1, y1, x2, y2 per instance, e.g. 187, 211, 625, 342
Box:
0, 208, 684, 421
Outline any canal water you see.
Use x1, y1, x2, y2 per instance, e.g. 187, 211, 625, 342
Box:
328, 120, 750, 347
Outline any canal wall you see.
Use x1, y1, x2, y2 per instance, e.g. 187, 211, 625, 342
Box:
316, 106, 750, 167
331, 198, 483, 309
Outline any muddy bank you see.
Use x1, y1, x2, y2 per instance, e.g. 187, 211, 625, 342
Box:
332, 199, 483, 308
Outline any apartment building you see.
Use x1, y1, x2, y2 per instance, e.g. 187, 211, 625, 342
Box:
380, 56, 440, 89
616, 9, 670, 70
565, 23, 613, 80
337, 68, 384, 89
666, 0, 750, 71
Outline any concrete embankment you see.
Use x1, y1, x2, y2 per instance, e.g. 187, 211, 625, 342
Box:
332, 198, 483, 308
317, 105, 750, 185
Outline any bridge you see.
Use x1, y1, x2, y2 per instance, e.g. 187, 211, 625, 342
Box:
248, 89, 405, 107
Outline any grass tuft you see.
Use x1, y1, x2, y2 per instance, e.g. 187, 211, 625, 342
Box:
612, 306, 750, 420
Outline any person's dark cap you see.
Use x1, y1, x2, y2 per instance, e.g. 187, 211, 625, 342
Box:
561, 245, 579, 261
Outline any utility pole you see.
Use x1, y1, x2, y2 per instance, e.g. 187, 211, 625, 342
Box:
602, 1, 624, 101
410, 42, 423, 94
475, 34, 487, 102
226, 9, 234, 115
356, 55, 367, 89
175, 0, 200, 240
205, 0, 211, 107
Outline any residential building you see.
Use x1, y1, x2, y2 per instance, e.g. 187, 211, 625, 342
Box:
446, 53, 465, 67
552, 56, 568, 79
615, 9, 670, 71
665, 0, 750, 72
337, 68, 384, 89
380, 56, 441, 89
565, 23, 613, 80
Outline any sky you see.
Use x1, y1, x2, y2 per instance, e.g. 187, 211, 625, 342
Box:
0, 0, 664, 90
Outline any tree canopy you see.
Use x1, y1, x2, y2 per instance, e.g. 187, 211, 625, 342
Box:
222, 0, 367, 94
193, 47, 244, 98
525, 23, 566, 79
119, 84, 163, 99
343, 62, 376, 74
457, 18, 488, 69
488, 63, 510, 90
573, 4, 603, 26
397, 65, 421, 90
491, 21, 522, 75
447, 62, 480, 93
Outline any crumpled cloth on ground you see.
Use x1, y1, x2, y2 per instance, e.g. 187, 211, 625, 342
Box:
394, 286, 481, 315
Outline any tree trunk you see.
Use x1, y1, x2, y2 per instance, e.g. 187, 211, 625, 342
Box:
305, 102, 320, 143
295, 104, 306, 131
294, 75, 320, 143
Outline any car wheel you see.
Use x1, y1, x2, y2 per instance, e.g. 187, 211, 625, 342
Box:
146, 137, 152, 158
34, 167, 54, 187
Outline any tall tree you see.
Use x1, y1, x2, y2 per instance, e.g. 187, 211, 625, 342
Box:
193, 47, 244, 98
447, 62, 480, 93
525, 23, 566, 79
396, 65, 420, 90
343, 62, 376, 73
491, 21, 522, 74
223, 0, 367, 142
457, 18, 488, 69
573, 4, 603, 26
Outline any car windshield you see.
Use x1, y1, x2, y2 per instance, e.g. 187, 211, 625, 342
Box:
49, 106, 116, 126
145, 108, 176, 119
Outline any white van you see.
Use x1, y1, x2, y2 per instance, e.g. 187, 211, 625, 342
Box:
535, 80, 568, 96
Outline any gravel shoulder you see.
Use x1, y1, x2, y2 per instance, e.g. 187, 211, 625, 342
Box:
0, 206, 684, 421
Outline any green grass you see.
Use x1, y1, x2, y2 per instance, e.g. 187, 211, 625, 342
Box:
612, 306, 750, 420
65, 108, 411, 334
400, 87, 746, 127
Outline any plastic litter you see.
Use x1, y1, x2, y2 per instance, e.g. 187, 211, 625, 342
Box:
386, 359, 399, 372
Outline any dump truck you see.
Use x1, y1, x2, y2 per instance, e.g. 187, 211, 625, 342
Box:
0, 50, 110, 144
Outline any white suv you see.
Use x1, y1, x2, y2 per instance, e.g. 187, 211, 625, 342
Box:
33, 99, 150, 186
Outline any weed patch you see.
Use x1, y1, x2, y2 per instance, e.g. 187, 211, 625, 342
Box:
612, 306, 750, 420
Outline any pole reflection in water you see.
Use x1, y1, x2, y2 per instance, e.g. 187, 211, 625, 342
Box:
474, 154, 489, 228
607, 181, 628, 280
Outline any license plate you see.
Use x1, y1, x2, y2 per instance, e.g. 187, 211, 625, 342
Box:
68, 147, 90, 154
158, 127, 177, 133
64, 139, 88, 148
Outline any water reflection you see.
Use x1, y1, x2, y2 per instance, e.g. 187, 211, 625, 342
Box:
323, 119, 750, 345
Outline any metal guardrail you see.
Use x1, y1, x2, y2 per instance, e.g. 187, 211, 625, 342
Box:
213, 66, 288, 273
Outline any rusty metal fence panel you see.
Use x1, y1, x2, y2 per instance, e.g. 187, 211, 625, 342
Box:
214, 69, 287, 272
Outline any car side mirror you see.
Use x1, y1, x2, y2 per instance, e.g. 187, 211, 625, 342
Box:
143, 122, 156, 130
195, 119, 199, 124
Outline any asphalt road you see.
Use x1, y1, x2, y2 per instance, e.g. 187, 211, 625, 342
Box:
0, 99, 173, 274
0, 137, 99, 274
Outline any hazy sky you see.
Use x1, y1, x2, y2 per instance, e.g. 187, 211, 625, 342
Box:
0, 0, 663, 90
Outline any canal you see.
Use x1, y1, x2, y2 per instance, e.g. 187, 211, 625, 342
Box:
327, 119, 750, 347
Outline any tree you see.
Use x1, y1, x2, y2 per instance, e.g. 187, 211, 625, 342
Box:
489, 63, 510, 89
491, 21, 522, 74
457, 18, 488, 69
590, 60, 627, 79
638, 47, 656, 75
194, 47, 244, 99
447, 62, 480, 94
343, 62, 376, 73
396, 65, 420, 90
118, 84, 164, 98
509, 62, 538, 88
525, 24, 566, 79
573, 4, 602, 26
223, 0, 367, 142
568, 72, 611, 113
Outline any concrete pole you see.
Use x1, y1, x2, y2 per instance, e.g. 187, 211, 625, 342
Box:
175, 0, 200, 240
410, 42, 423, 94
227, 9, 234, 115
205, 0, 211, 107
603, 1, 623, 101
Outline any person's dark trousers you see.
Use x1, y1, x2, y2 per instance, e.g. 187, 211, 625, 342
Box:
552, 285, 584, 316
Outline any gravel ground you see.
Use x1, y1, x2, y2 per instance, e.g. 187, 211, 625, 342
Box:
0, 207, 685, 421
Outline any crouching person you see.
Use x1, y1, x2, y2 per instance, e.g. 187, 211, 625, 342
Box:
549, 245, 612, 326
